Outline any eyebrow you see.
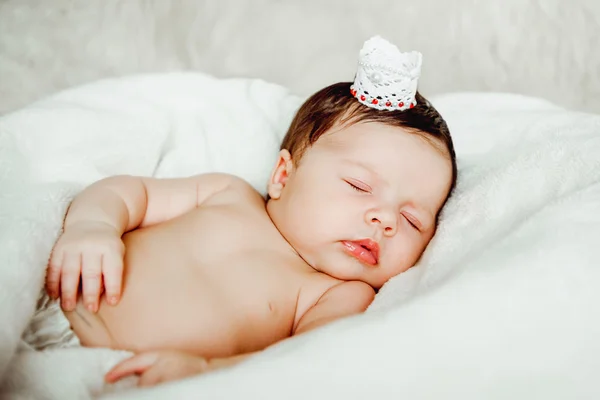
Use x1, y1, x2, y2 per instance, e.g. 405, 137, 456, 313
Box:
342, 159, 436, 228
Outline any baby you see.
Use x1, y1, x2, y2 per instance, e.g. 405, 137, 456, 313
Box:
33, 37, 457, 387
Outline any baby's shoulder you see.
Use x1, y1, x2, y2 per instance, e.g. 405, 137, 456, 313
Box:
223, 174, 265, 203
225, 174, 259, 193
202, 173, 264, 206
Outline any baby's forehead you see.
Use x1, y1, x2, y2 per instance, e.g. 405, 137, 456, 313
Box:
316, 122, 416, 152
311, 124, 452, 192
317, 121, 449, 160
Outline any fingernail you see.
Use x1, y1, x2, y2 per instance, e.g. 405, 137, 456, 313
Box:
86, 303, 95, 312
62, 300, 72, 310
109, 296, 118, 305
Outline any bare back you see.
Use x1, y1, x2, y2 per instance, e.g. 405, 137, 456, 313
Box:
65, 181, 340, 358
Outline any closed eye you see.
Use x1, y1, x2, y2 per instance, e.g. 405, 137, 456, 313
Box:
345, 180, 370, 193
403, 214, 421, 231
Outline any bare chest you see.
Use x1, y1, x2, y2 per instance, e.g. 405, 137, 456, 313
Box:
84, 206, 329, 357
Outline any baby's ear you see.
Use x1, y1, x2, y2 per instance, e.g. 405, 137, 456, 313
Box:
267, 149, 294, 200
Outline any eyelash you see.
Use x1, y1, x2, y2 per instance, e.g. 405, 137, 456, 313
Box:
346, 181, 368, 193
403, 214, 421, 231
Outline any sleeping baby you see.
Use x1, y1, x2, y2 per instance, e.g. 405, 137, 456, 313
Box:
26, 36, 457, 387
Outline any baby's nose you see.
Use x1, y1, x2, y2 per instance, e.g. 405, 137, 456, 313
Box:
366, 208, 397, 235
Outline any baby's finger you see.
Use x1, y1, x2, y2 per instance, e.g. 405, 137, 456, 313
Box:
60, 252, 81, 311
81, 253, 102, 312
138, 364, 167, 387
105, 353, 159, 384
102, 251, 124, 306
45, 250, 64, 299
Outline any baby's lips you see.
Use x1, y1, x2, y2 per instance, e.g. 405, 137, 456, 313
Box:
342, 240, 378, 266
353, 238, 380, 263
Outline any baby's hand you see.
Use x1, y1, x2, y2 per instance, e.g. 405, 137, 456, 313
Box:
105, 351, 212, 387
46, 221, 125, 312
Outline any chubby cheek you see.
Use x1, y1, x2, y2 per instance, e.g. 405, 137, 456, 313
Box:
285, 181, 351, 253
283, 184, 332, 245
381, 235, 426, 278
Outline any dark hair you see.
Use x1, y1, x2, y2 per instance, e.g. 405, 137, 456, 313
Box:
280, 82, 458, 202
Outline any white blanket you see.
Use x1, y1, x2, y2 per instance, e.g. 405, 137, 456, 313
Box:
1, 73, 599, 399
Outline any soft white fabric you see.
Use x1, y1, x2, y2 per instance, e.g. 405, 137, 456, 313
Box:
1, 0, 600, 116
20, 290, 81, 351
1, 73, 600, 399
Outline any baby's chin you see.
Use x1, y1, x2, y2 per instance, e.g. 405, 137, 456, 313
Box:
311, 261, 378, 287
310, 262, 358, 280
300, 249, 406, 288
329, 263, 409, 290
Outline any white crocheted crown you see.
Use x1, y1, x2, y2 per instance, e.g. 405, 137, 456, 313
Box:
350, 36, 423, 111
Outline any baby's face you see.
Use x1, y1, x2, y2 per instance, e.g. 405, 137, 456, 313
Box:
267, 121, 453, 288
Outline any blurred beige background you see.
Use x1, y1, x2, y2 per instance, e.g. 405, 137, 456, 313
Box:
0, 0, 598, 115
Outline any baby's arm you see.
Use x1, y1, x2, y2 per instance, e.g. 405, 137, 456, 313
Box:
47, 173, 237, 311
105, 281, 375, 387
64, 172, 237, 232
293, 281, 376, 335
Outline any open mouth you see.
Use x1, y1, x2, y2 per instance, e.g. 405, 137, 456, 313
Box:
341, 239, 380, 266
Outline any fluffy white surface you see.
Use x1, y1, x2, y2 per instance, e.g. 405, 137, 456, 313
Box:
1, 72, 599, 399
1, 0, 599, 115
